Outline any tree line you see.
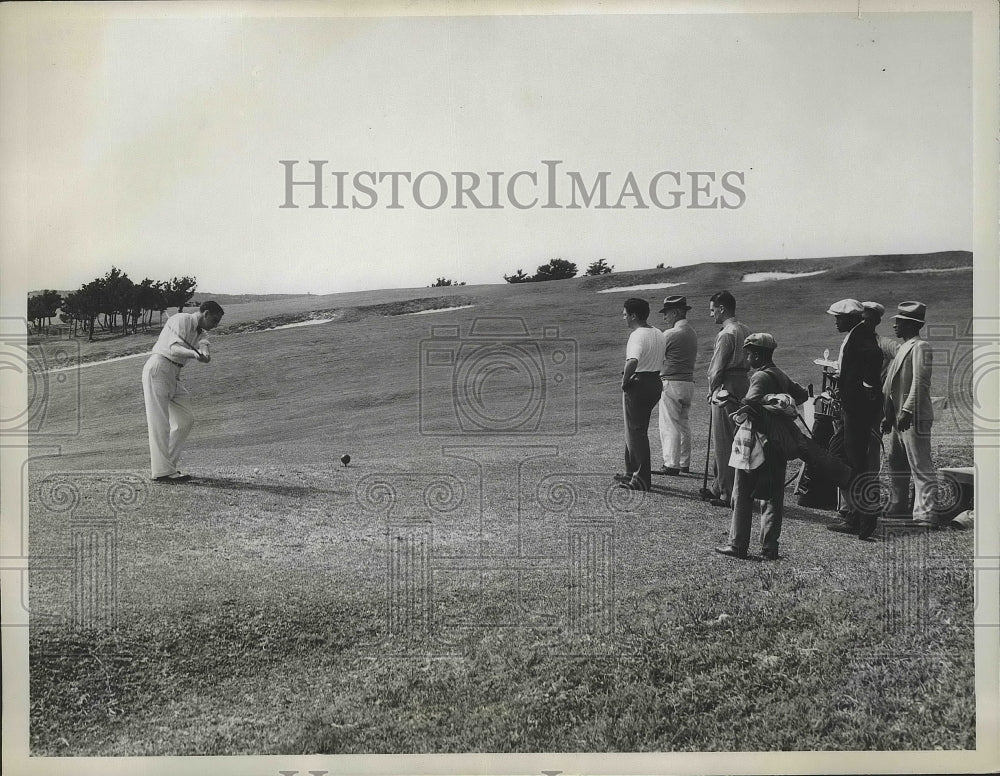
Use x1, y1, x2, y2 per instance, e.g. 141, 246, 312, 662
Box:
28, 267, 198, 340
503, 258, 612, 283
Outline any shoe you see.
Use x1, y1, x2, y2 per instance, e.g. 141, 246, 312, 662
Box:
618, 481, 650, 492
680, 466, 690, 474
153, 472, 192, 483
761, 548, 779, 561
709, 498, 732, 508
654, 466, 681, 476
698, 487, 717, 501
826, 521, 858, 535
714, 545, 748, 559
913, 519, 938, 530
613, 473, 634, 483
858, 516, 878, 540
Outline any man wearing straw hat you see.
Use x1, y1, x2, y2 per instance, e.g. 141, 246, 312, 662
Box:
656, 295, 698, 477
881, 301, 936, 526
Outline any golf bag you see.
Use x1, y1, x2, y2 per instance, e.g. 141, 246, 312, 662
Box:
795, 387, 842, 509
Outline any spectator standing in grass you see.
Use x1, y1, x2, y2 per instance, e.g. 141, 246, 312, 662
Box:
656, 295, 698, 476
141, 300, 224, 482
881, 302, 936, 525
703, 291, 751, 508
715, 333, 808, 561
826, 298, 883, 539
618, 297, 664, 492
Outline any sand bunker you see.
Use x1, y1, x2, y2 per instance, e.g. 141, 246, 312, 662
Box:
742, 270, 828, 283
890, 267, 971, 274
402, 305, 475, 315
597, 282, 686, 294
263, 317, 337, 331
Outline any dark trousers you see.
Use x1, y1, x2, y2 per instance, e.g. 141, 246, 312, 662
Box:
729, 457, 787, 555
623, 373, 663, 488
829, 408, 879, 524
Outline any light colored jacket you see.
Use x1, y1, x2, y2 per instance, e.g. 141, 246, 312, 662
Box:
882, 337, 933, 433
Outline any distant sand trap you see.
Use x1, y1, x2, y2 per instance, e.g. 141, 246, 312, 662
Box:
46, 352, 147, 373
597, 282, 686, 294
742, 270, 827, 283
263, 317, 337, 331
402, 305, 474, 315
891, 267, 971, 274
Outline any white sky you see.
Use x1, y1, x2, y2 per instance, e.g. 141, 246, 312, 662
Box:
0, 4, 975, 296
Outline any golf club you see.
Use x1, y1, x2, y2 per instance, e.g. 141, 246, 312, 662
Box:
700, 393, 714, 499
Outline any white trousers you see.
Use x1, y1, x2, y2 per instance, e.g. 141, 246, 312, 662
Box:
658, 379, 694, 468
141, 355, 194, 478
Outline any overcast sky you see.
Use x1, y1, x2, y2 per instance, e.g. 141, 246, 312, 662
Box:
1, 4, 974, 296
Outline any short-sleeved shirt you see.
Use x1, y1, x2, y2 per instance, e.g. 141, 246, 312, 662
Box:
660, 318, 698, 382
626, 326, 664, 372
151, 312, 209, 366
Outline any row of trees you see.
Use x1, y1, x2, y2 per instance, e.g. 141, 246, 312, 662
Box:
503, 258, 614, 283
28, 268, 198, 340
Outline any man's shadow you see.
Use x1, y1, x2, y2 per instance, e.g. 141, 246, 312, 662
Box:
187, 475, 350, 499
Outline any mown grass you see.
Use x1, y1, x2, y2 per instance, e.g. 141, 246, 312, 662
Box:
27, 251, 977, 754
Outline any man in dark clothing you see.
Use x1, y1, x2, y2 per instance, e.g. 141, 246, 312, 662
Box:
825, 299, 884, 540
715, 333, 809, 561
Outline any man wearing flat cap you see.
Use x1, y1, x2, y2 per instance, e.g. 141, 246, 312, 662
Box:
705, 291, 751, 507
826, 298, 884, 539
861, 301, 901, 388
881, 301, 936, 526
656, 295, 698, 476
715, 333, 809, 560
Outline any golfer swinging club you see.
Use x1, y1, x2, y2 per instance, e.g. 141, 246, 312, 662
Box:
141, 300, 224, 482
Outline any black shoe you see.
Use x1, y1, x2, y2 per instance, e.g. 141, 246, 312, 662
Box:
618, 481, 650, 492
698, 487, 717, 501
709, 498, 732, 508
761, 548, 779, 561
826, 521, 858, 535
714, 545, 748, 559
613, 473, 634, 483
153, 472, 192, 483
858, 516, 878, 540
680, 466, 690, 474
654, 466, 681, 476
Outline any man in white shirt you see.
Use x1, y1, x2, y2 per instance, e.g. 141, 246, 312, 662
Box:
141, 300, 224, 482
619, 297, 664, 491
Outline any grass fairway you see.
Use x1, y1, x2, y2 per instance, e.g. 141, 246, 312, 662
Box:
27, 252, 975, 754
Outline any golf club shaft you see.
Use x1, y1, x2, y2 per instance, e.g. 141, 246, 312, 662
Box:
702, 398, 714, 491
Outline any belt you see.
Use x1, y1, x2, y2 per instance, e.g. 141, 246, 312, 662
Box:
635, 370, 660, 375
661, 375, 694, 381
153, 353, 183, 368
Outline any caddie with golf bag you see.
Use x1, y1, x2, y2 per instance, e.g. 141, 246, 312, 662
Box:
715, 333, 853, 561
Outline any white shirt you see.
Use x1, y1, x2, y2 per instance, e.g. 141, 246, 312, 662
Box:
626, 326, 664, 372
151, 312, 210, 365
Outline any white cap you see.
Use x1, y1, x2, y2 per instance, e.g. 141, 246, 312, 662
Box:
826, 299, 864, 316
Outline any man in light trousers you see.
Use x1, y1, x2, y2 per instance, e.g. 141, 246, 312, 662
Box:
881, 301, 936, 526
656, 295, 698, 476
141, 300, 224, 482
704, 291, 751, 507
